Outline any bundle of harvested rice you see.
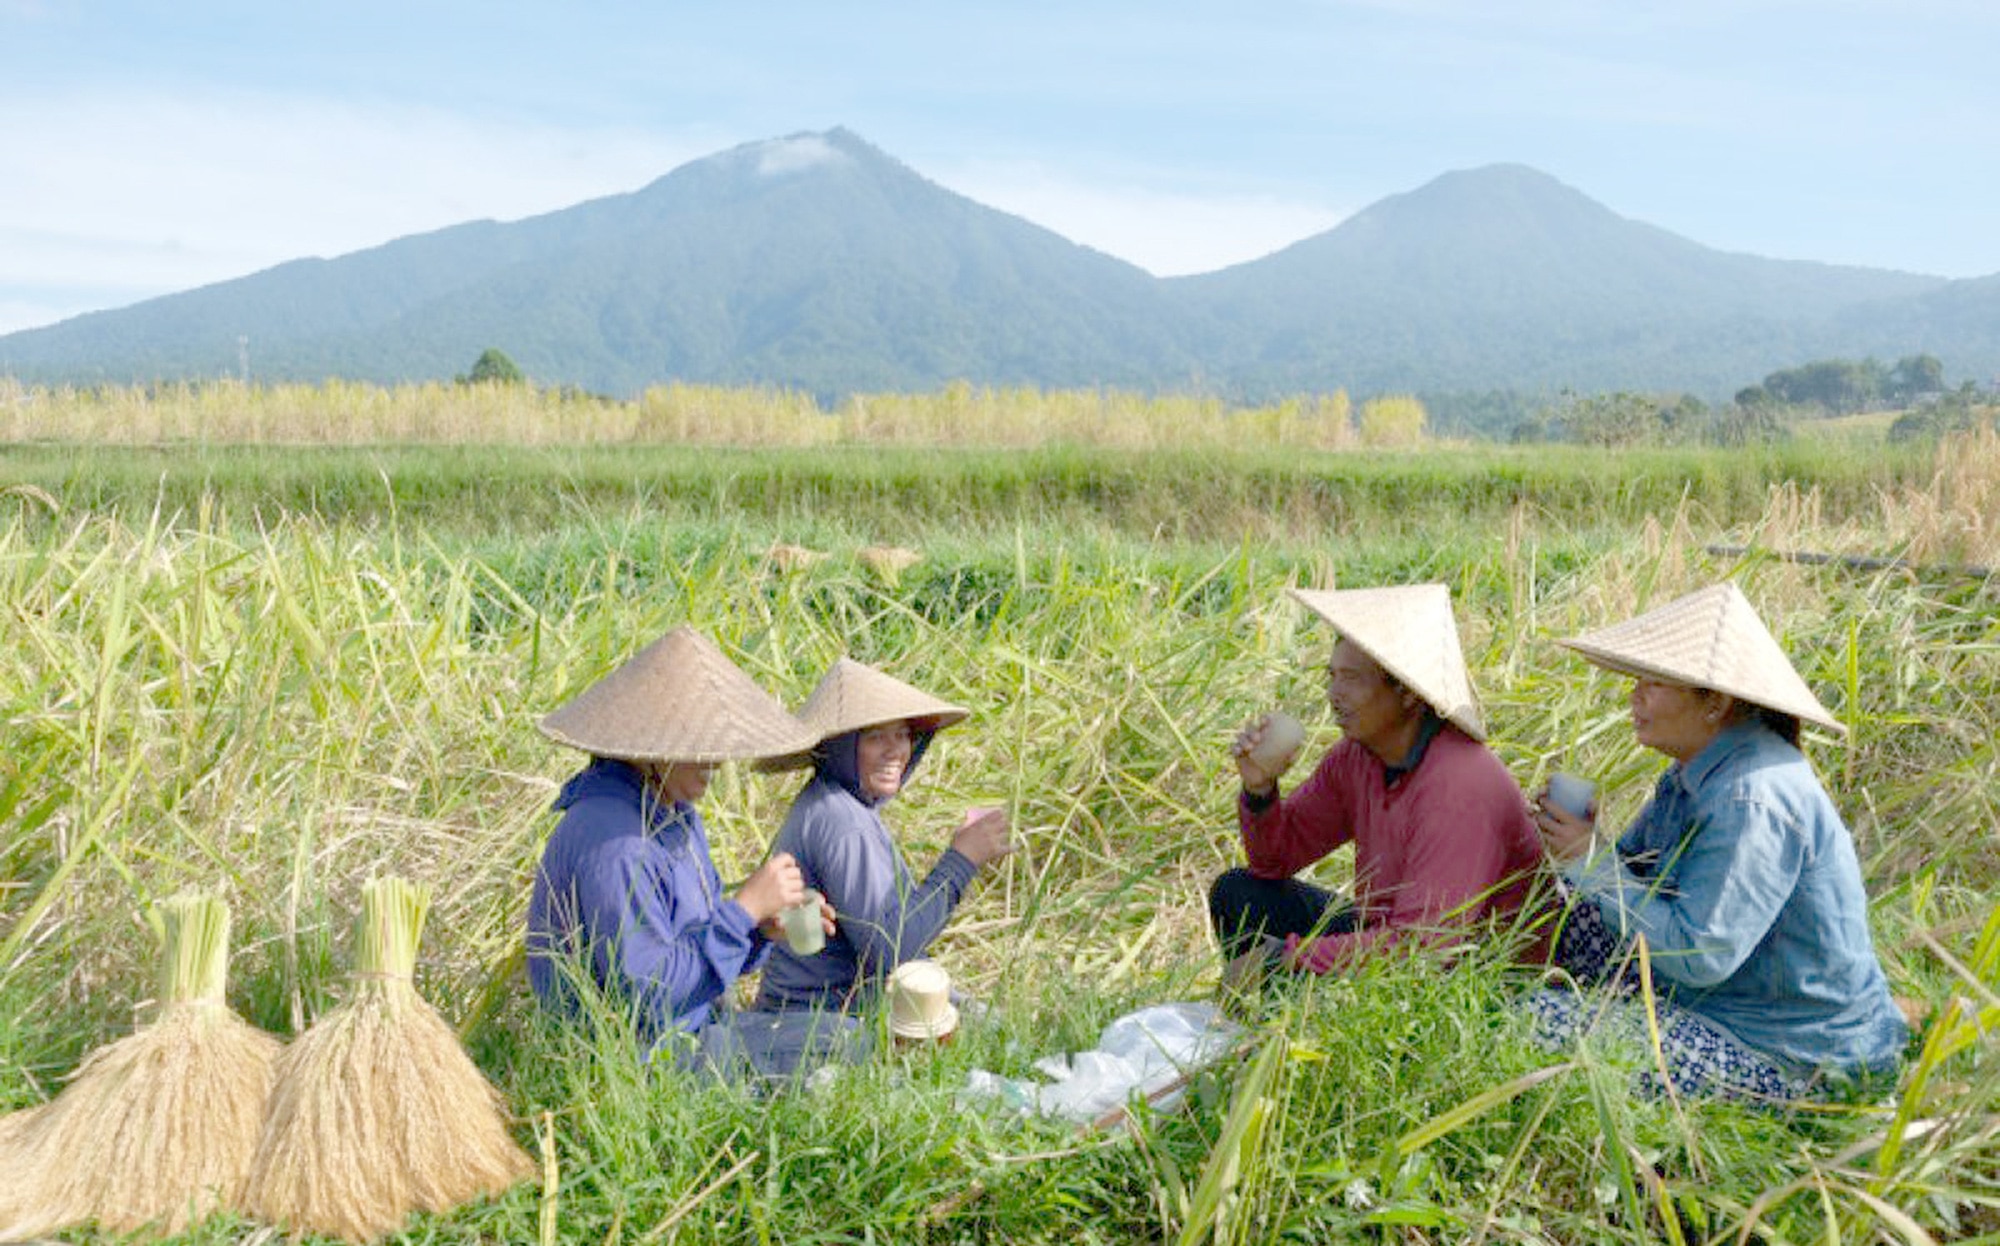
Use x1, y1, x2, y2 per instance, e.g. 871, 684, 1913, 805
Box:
0, 1100, 46, 1155
0, 892, 281, 1240
244, 876, 534, 1243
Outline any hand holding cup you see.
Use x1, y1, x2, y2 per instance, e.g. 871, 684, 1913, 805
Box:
737, 851, 807, 925
1534, 772, 1597, 864
1234, 711, 1305, 795
1544, 772, 1596, 820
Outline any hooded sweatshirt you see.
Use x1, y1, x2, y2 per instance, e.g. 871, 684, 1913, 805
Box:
526, 759, 767, 1049
755, 729, 977, 1010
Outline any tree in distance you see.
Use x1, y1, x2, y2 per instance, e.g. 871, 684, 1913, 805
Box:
459, 348, 525, 386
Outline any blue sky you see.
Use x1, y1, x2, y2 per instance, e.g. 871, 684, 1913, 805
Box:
3, 0, 1995, 336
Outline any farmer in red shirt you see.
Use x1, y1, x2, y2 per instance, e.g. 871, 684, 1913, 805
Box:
1211, 584, 1545, 990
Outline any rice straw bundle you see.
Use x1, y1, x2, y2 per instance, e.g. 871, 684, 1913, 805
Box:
0, 892, 281, 1240
243, 876, 534, 1243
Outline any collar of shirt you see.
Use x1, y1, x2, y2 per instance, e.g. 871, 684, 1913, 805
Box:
1382, 709, 1445, 786
1666, 719, 1764, 798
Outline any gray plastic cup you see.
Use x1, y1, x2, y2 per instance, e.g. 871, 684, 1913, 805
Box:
781, 888, 825, 956
1545, 772, 1596, 820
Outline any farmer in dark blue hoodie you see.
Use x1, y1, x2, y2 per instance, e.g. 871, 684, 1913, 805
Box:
742, 658, 1014, 1077
526, 625, 828, 1077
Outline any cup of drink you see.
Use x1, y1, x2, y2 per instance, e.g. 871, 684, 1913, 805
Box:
781, 888, 825, 957
1247, 711, 1306, 771
1545, 772, 1596, 820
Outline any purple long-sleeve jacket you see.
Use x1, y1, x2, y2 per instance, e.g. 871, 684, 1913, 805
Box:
526, 759, 768, 1049
754, 730, 977, 1011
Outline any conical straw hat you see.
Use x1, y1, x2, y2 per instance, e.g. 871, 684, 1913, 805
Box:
538, 625, 818, 763
1558, 581, 1844, 735
759, 658, 969, 771
1287, 584, 1486, 740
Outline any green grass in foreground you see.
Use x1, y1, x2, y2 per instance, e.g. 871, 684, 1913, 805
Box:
0, 443, 1995, 1243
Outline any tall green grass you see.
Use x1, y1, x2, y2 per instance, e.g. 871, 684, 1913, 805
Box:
0, 437, 1995, 1243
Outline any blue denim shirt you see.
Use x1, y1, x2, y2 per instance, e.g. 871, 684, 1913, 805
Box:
1566, 721, 1906, 1075
526, 759, 767, 1050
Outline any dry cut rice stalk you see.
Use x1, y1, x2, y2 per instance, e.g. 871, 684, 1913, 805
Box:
0, 893, 281, 1240
243, 875, 534, 1243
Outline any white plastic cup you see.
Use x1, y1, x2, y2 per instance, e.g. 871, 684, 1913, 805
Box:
1247, 711, 1306, 771
781, 888, 825, 957
1545, 772, 1596, 820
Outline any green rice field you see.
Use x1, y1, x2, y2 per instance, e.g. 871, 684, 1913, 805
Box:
1, 390, 1996, 1243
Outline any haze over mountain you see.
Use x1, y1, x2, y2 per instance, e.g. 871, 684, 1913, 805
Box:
2, 129, 1992, 403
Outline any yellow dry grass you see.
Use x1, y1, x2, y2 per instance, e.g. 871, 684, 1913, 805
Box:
858, 544, 924, 582
0, 378, 1375, 450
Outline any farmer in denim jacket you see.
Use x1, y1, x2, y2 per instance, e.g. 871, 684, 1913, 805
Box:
1530, 582, 1907, 1102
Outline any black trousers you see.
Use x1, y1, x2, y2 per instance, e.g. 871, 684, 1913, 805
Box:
1207, 867, 1359, 961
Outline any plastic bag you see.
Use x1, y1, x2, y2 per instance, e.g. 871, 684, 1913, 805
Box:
963, 1001, 1244, 1124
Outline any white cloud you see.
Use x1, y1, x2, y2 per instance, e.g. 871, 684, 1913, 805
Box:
934, 159, 1346, 276
755, 135, 849, 177
0, 89, 720, 334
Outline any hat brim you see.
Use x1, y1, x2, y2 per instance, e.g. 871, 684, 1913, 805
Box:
536, 626, 819, 762
888, 1001, 960, 1040
1558, 639, 1846, 736
1554, 580, 1847, 736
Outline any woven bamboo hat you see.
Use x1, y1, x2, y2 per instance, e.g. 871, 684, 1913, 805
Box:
1558, 581, 1845, 735
1287, 584, 1486, 740
759, 657, 969, 771
537, 626, 818, 763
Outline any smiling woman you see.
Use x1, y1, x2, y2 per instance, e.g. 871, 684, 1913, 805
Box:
745, 658, 1015, 1079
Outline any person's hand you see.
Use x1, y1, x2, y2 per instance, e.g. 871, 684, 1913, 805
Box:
1232, 713, 1297, 796
756, 892, 836, 943
950, 806, 1015, 868
1533, 787, 1597, 864
736, 851, 806, 925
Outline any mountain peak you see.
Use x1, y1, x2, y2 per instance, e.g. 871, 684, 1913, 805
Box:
1359, 162, 1610, 231
693, 126, 901, 180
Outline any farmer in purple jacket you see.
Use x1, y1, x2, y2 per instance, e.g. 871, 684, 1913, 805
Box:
526, 626, 828, 1077
743, 659, 1014, 1076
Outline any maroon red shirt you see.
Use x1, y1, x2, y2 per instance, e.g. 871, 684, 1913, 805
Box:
1239, 726, 1546, 972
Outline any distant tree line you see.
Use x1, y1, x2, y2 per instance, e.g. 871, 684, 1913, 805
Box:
1494, 352, 1996, 446
1734, 353, 1945, 415
1508, 391, 1789, 448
